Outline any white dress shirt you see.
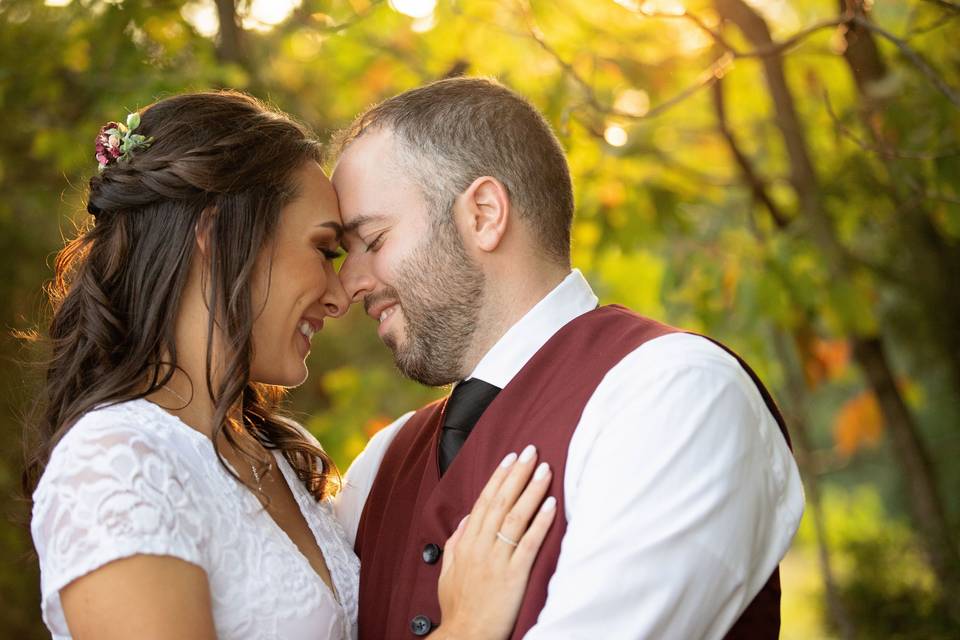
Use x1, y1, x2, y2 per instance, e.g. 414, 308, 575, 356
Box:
334, 270, 804, 639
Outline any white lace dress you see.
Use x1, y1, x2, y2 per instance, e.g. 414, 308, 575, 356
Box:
31, 398, 359, 640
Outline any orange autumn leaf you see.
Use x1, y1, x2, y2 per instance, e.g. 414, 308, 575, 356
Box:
361, 59, 396, 96
814, 338, 850, 379
797, 332, 850, 389
598, 180, 626, 208
833, 391, 884, 457
364, 416, 392, 439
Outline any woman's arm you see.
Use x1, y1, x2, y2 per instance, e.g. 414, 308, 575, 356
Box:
60, 554, 217, 639
434, 445, 557, 640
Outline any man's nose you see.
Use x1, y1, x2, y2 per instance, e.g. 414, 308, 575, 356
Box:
338, 253, 376, 304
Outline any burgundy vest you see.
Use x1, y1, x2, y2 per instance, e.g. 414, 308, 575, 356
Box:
354, 306, 790, 639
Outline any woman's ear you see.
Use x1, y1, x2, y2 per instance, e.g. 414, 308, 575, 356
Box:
458, 176, 510, 253
194, 207, 215, 257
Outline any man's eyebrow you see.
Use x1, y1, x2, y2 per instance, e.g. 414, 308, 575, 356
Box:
342, 213, 389, 234
316, 221, 343, 241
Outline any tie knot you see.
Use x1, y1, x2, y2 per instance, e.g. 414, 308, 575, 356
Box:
444, 378, 501, 432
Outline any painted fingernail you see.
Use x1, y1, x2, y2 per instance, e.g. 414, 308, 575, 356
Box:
500, 452, 518, 468
519, 444, 537, 463
540, 496, 557, 513
534, 462, 550, 481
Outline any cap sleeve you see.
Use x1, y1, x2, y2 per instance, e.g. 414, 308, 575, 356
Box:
31, 406, 207, 634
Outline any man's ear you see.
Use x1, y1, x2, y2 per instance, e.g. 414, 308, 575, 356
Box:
458, 176, 510, 253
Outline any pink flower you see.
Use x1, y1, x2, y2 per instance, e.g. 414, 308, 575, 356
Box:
95, 122, 123, 170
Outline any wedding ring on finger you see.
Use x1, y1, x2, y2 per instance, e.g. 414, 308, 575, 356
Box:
496, 531, 519, 547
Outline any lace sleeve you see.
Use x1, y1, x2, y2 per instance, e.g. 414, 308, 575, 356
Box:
31, 407, 207, 632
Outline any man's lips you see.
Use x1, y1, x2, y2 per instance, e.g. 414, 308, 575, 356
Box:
365, 298, 400, 324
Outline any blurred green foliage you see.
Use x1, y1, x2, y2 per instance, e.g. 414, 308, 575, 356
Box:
2, 0, 959, 637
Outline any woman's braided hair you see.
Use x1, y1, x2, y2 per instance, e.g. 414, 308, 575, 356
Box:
23, 90, 339, 502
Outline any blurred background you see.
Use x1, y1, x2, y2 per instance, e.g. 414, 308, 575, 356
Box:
1, 0, 958, 637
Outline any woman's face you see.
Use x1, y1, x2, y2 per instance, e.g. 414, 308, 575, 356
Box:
248, 161, 349, 387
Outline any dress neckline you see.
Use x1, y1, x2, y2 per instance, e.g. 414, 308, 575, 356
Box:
130, 397, 345, 609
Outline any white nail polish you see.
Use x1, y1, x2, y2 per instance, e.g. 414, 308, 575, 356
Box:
540, 496, 557, 512
500, 452, 518, 468
534, 462, 549, 481
519, 444, 537, 463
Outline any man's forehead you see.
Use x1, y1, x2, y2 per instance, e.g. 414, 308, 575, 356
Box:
332, 132, 407, 204
334, 127, 397, 173
342, 212, 391, 234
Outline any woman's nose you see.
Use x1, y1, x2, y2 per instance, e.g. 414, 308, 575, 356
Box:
322, 262, 350, 318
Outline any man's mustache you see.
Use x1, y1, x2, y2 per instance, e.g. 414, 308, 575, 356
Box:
363, 288, 402, 316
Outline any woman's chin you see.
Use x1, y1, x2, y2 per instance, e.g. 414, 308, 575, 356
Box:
251, 363, 309, 388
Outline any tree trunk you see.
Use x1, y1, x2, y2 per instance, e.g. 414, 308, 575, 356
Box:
773, 329, 857, 640
215, 0, 244, 65
715, 0, 960, 603
838, 0, 960, 400
852, 337, 960, 606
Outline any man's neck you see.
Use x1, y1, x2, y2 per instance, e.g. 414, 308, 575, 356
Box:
459, 265, 570, 378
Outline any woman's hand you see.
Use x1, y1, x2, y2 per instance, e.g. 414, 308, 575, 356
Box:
436, 444, 557, 640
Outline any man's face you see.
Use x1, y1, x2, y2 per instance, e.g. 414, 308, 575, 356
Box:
333, 128, 485, 386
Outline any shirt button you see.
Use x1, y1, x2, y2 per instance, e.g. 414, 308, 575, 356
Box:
410, 615, 433, 636
422, 543, 442, 565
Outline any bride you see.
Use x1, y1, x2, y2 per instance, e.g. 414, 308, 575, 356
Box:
24, 91, 555, 639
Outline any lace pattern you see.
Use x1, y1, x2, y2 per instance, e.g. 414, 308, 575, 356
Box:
32, 398, 359, 640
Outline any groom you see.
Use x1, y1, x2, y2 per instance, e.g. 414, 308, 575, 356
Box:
331, 77, 803, 639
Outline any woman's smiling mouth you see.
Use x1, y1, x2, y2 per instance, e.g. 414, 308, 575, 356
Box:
296, 317, 323, 354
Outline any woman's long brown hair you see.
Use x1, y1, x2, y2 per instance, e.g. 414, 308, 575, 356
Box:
23, 91, 338, 502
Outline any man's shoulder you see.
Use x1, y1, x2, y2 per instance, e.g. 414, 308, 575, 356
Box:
602, 330, 757, 391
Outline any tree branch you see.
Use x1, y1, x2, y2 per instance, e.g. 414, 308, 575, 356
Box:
711, 76, 791, 228
920, 0, 960, 12
573, 113, 735, 186
276, 0, 385, 37
849, 14, 960, 109
527, 20, 733, 121
823, 90, 960, 160
638, 8, 849, 60
628, 5, 960, 109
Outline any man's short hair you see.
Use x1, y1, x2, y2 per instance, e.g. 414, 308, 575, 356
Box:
332, 77, 574, 265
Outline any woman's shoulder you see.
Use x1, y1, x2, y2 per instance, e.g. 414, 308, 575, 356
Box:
46, 397, 198, 467
62, 395, 191, 440
33, 397, 209, 514
31, 398, 211, 636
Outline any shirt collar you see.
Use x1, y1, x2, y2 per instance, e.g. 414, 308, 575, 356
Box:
466, 269, 599, 389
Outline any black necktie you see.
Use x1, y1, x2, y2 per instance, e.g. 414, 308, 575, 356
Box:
438, 378, 501, 475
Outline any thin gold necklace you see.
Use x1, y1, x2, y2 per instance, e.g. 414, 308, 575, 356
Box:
162, 384, 270, 494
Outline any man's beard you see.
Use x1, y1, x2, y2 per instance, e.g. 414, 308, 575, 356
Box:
368, 220, 485, 386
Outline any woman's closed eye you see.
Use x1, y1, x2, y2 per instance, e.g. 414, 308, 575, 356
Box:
317, 244, 343, 260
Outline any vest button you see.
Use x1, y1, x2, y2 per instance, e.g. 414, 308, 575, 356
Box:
422, 543, 442, 565
410, 614, 433, 636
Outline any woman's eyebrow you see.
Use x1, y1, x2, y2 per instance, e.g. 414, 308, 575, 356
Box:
315, 221, 344, 241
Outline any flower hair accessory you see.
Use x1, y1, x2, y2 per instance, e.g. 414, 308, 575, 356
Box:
95, 111, 153, 171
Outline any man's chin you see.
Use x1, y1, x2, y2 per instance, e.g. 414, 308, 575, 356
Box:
381, 330, 400, 354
